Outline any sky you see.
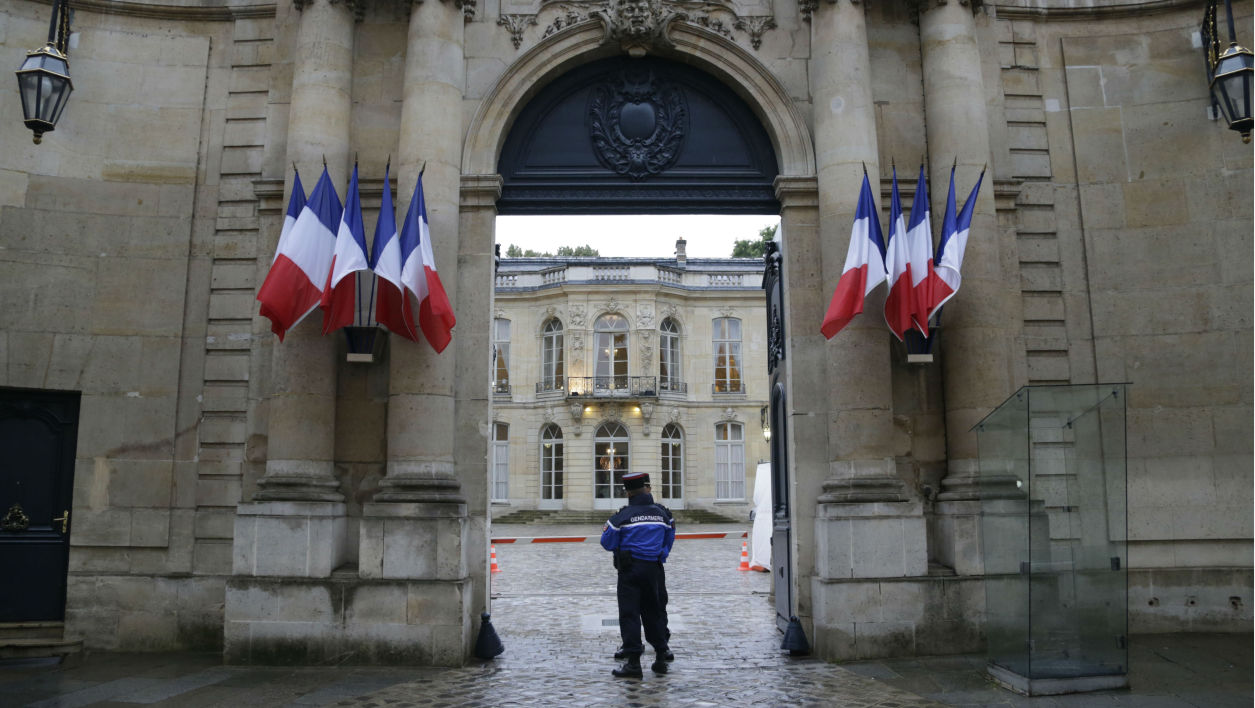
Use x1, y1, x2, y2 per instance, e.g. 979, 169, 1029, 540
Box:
495, 214, 780, 258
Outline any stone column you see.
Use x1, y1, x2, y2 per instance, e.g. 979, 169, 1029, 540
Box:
920, 0, 1024, 574
225, 0, 355, 664
805, 0, 927, 661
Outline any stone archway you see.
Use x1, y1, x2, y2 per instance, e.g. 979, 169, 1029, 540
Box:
458, 17, 819, 634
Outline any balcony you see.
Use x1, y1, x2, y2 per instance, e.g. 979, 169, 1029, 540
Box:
567, 376, 658, 398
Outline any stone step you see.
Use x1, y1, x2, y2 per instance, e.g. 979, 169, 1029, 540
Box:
0, 622, 63, 640
493, 508, 744, 525
0, 638, 83, 661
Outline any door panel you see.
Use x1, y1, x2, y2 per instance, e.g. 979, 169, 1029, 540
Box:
0, 388, 80, 622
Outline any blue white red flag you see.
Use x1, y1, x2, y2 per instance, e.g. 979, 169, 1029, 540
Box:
821, 171, 887, 339
398, 171, 456, 352
370, 165, 419, 341
272, 168, 306, 265
882, 166, 915, 341
320, 164, 371, 334
926, 166, 984, 320
904, 164, 933, 336
257, 166, 341, 341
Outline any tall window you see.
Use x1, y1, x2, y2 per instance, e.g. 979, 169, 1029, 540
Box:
659, 318, 681, 392
493, 318, 511, 393
491, 422, 509, 501
713, 317, 742, 393
714, 421, 745, 500
541, 319, 564, 392
659, 423, 683, 501
540, 424, 564, 500
595, 313, 629, 393
594, 421, 630, 501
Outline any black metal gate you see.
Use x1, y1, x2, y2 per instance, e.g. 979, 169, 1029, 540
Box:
0, 387, 80, 622
762, 240, 793, 631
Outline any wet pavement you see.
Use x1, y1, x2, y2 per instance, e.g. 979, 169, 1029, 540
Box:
1, 523, 1250, 707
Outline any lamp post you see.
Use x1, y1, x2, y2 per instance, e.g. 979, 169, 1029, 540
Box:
1204, 0, 1253, 142
15, 0, 73, 144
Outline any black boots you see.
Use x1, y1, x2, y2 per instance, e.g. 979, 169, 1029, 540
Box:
611, 654, 643, 678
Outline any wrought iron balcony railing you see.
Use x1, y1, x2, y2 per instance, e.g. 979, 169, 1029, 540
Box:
535, 380, 566, 394
493, 382, 512, 395
567, 376, 658, 398
659, 378, 687, 394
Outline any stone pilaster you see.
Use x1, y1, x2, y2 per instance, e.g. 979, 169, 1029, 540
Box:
254, 0, 355, 504
373, 0, 468, 505
919, 0, 1024, 574
804, 0, 928, 662
810, 0, 905, 503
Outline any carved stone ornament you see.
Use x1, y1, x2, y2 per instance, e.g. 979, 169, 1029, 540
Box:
539, 1, 774, 54
659, 303, 679, 321
718, 306, 735, 319
667, 406, 681, 424
498, 13, 538, 49
569, 304, 586, 327
639, 331, 653, 370
543, 407, 556, 425
603, 402, 623, 422
599, 297, 623, 315
733, 15, 775, 50
546, 305, 558, 319
636, 304, 655, 328
588, 67, 688, 181
721, 407, 740, 422
640, 402, 655, 421
570, 331, 585, 355
494, 306, 506, 320
568, 401, 585, 432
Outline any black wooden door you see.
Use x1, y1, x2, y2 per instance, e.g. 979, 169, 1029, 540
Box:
762, 241, 793, 631
0, 388, 80, 622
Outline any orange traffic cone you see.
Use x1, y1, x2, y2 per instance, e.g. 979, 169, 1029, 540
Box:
490, 544, 501, 573
738, 540, 750, 571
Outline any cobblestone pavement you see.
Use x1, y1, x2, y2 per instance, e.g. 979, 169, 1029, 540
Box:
1, 523, 1249, 707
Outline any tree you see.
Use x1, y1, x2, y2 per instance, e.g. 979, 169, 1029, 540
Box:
502, 243, 600, 257
731, 224, 777, 258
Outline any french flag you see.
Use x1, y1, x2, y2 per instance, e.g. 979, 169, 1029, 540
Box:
257, 166, 341, 341
320, 164, 371, 334
883, 166, 915, 341
904, 164, 934, 337
271, 169, 306, 265
398, 171, 456, 353
925, 166, 985, 321
371, 165, 419, 341
820, 170, 887, 339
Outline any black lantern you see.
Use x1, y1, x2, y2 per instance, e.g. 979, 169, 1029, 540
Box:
1204, 0, 1253, 142
15, 0, 73, 144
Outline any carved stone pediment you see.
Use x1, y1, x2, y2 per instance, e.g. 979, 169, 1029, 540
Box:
537, 0, 772, 55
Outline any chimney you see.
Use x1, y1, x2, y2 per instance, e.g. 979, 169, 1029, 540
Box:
675, 238, 687, 267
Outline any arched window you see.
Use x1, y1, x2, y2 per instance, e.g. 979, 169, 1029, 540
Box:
594, 421, 630, 503
594, 314, 629, 394
491, 422, 509, 501
659, 318, 682, 392
659, 423, 683, 502
714, 421, 745, 500
541, 318, 564, 393
540, 424, 564, 502
713, 317, 742, 393
493, 318, 511, 394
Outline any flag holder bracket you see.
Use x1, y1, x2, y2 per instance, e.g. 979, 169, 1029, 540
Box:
903, 329, 935, 365
344, 325, 384, 363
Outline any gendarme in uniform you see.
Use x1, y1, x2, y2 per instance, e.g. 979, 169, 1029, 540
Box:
600, 471, 675, 678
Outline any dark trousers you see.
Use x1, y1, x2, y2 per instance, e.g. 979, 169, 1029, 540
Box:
617, 560, 668, 656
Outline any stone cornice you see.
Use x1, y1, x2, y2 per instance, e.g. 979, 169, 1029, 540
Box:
23, 0, 276, 21
993, 0, 1202, 21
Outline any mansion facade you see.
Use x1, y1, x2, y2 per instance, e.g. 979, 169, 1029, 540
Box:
489, 247, 770, 516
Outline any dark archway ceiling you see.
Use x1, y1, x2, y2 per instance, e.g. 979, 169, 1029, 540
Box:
497, 56, 780, 215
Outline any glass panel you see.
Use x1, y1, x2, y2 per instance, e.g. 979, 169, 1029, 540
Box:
594, 424, 630, 501
978, 384, 1128, 684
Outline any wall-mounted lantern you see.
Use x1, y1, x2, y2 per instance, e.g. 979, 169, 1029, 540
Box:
1204, 0, 1253, 142
760, 404, 771, 442
15, 0, 74, 144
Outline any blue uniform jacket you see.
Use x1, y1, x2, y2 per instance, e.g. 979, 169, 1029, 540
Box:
601, 492, 676, 562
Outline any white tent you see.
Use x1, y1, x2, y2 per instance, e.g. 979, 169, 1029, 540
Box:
750, 462, 772, 571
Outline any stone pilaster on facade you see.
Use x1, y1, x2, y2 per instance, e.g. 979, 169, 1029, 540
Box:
810, 0, 909, 505
253, 0, 356, 503
919, 0, 1024, 573
377, 0, 468, 506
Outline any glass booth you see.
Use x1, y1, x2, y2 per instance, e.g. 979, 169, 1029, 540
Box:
975, 384, 1129, 696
